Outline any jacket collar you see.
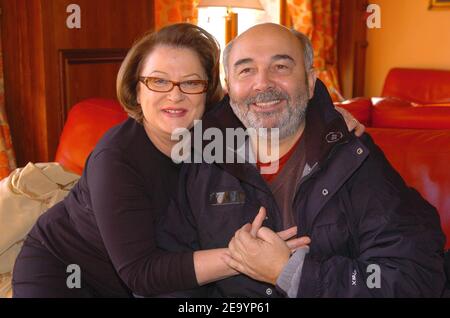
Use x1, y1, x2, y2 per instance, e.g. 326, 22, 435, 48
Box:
303, 79, 352, 167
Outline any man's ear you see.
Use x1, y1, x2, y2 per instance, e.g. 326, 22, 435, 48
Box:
224, 77, 230, 94
307, 70, 317, 99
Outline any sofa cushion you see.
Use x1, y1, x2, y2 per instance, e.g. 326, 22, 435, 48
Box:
372, 97, 450, 129
382, 68, 450, 104
367, 127, 450, 249
54, 99, 128, 175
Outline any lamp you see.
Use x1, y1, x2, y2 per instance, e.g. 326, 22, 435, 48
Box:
197, 0, 264, 43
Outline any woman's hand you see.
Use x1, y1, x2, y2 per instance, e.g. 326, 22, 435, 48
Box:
335, 106, 365, 137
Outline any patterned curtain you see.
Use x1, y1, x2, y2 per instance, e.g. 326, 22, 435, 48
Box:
155, 0, 199, 29
0, 31, 16, 179
286, 0, 343, 101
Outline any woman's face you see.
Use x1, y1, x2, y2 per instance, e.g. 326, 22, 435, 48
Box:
137, 45, 207, 137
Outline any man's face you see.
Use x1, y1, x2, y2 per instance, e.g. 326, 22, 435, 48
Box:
226, 25, 315, 139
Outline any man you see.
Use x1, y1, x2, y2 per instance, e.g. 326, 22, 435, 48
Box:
158, 23, 446, 297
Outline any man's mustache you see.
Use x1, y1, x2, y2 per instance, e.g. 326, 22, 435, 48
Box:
244, 89, 289, 105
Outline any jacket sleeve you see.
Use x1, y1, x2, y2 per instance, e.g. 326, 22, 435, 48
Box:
87, 149, 198, 297
297, 134, 446, 298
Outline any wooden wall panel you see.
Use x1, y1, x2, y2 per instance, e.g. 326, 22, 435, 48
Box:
1, 0, 49, 164
1, 0, 154, 166
59, 49, 128, 123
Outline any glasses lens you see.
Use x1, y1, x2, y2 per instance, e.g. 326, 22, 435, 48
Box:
146, 77, 172, 92
180, 80, 207, 94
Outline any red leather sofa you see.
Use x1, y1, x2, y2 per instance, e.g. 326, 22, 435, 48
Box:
337, 68, 450, 129
55, 98, 450, 249
55, 98, 128, 175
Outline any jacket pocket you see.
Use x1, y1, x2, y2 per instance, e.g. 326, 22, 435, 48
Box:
311, 216, 353, 259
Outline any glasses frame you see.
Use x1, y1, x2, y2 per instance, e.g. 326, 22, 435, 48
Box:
138, 76, 208, 94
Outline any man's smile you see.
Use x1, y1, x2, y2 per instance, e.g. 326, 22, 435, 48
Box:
249, 99, 285, 113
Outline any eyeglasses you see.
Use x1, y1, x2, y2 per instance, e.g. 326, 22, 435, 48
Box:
139, 76, 208, 94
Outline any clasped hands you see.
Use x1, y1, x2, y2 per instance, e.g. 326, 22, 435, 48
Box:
223, 207, 311, 285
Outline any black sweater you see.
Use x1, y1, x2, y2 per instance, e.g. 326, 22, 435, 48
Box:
30, 118, 198, 297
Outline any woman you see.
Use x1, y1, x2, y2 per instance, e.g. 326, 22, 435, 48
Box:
12, 23, 363, 298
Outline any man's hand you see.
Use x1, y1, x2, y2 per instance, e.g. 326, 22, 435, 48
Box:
223, 207, 310, 285
335, 106, 365, 137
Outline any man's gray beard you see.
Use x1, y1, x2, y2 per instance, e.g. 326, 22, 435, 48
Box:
230, 92, 309, 140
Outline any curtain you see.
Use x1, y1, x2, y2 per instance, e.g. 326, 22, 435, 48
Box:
155, 0, 200, 30
0, 30, 16, 180
286, 0, 343, 101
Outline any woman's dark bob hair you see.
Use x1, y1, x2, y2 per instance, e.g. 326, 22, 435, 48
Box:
117, 23, 223, 123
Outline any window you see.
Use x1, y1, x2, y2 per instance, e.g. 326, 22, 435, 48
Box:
197, 0, 280, 84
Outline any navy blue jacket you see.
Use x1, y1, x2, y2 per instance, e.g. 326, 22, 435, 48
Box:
158, 80, 447, 297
